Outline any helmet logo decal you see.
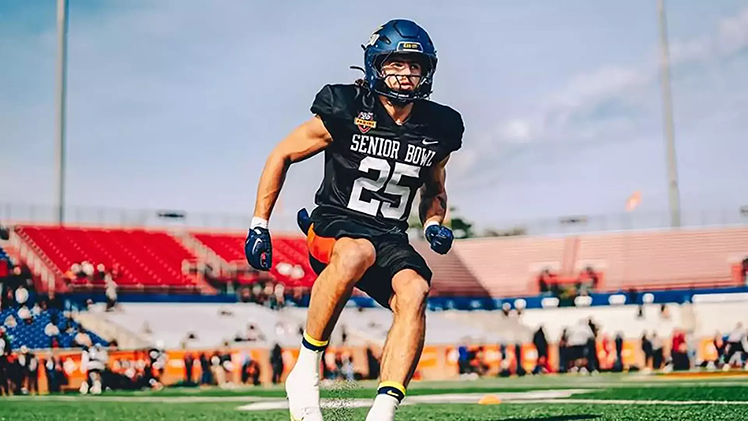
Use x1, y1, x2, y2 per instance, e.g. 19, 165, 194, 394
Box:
354, 111, 377, 133
365, 33, 380, 48
397, 41, 423, 52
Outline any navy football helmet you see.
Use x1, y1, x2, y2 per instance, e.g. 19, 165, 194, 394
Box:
363, 19, 437, 103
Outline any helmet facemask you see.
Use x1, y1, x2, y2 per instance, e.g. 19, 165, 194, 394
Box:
371, 52, 437, 103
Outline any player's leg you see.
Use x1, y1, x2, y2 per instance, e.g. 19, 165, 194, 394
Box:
304, 237, 376, 341
286, 236, 376, 421
365, 269, 430, 421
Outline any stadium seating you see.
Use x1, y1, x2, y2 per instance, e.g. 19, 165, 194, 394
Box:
192, 232, 316, 287
575, 227, 748, 291
0, 308, 108, 350
454, 227, 748, 298
454, 236, 566, 297
16, 226, 201, 291
411, 241, 489, 297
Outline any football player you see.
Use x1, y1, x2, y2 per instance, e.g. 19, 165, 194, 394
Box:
245, 19, 463, 421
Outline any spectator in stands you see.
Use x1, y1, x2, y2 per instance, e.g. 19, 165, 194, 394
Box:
241, 352, 261, 386
660, 304, 671, 320
515, 343, 526, 376
587, 318, 600, 372
558, 328, 569, 373
742, 258, 748, 284
538, 270, 550, 294
614, 332, 624, 372
183, 352, 194, 385
651, 332, 664, 369
274, 283, 286, 310
714, 331, 726, 367
44, 352, 64, 393
81, 344, 108, 395
82, 261, 95, 281
366, 345, 380, 380
0, 327, 8, 396
567, 319, 594, 374
532, 326, 549, 373
341, 351, 355, 381
18, 306, 32, 325
725, 322, 747, 368
15, 283, 28, 308
18, 346, 39, 395
501, 302, 511, 317
641, 331, 653, 369
199, 353, 212, 385
45, 314, 61, 348
1, 288, 12, 310
270, 343, 284, 384
4, 351, 18, 394
105, 276, 118, 312
671, 329, 689, 371
320, 349, 334, 380
74, 328, 93, 348
457, 341, 470, 376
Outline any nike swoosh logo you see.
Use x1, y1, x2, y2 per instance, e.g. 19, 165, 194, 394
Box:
252, 239, 264, 255
422, 139, 439, 145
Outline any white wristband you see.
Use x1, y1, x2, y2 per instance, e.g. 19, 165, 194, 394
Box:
250, 217, 269, 229
423, 220, 440, 235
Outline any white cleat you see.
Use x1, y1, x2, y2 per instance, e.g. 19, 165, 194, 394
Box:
285, 366, 323, 421
365, 394, 399, 421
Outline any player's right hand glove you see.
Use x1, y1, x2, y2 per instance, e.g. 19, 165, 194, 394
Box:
245, 223, 272, 271
424, 223, 454, 255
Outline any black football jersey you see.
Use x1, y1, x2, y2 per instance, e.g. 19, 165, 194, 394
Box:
310, 84, 464, 233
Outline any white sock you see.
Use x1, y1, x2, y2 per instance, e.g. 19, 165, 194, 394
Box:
365, 394, 400, 421
292, 346, 322, 378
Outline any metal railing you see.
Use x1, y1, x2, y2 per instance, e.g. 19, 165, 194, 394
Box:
1, 202, 746, 236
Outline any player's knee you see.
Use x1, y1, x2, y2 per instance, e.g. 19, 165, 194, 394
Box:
332, 238, 376, 278
392, 274, 429, 316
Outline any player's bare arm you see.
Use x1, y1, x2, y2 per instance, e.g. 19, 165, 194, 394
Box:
252, 116, 332, 221
419, 154, 450, 226
245, 116, 331, 272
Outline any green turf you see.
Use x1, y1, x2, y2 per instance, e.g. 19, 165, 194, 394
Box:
2, 401, 748, 421
2, 374, 748, 420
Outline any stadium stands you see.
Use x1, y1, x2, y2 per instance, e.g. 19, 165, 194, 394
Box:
16, 226, 201, 292
8, 224, 747, 300
455, 227, 748, 298
575, 227, 748, 291
192, 232, 316, 287
454, 236, 566, 297
0, 307, 108, 349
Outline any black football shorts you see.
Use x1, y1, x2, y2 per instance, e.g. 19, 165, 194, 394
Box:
305, 209, 432, 309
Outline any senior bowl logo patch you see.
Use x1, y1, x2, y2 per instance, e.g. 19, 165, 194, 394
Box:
354, 111, 376, 133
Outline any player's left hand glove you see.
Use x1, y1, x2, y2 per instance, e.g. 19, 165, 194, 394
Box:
245, 221, 272, 271
424, 223, 454, 255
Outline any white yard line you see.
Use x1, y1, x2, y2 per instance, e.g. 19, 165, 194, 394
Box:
504, 398, 748, 406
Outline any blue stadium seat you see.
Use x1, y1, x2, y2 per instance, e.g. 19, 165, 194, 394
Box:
0, 307, 108, 350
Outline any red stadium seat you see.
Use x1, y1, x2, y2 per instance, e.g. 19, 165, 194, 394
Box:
16, 226, 201, 292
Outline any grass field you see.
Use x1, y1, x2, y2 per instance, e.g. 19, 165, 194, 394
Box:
2, 372, 748, 420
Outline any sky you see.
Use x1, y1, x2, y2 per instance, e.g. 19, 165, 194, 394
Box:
1, 0, 747, 231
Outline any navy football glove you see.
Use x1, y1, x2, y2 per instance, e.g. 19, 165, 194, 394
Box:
297, 208, 312, 236
245, 226, 272, 271
424, 224, 454, 255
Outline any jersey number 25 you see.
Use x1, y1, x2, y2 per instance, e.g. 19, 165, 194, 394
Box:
348, 157, 420, 220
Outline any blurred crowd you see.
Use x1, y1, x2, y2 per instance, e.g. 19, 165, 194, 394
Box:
0, 340, 67, 396
457, 307, 748, 380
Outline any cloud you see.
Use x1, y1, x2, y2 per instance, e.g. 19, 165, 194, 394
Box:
464, 7, 748, 153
